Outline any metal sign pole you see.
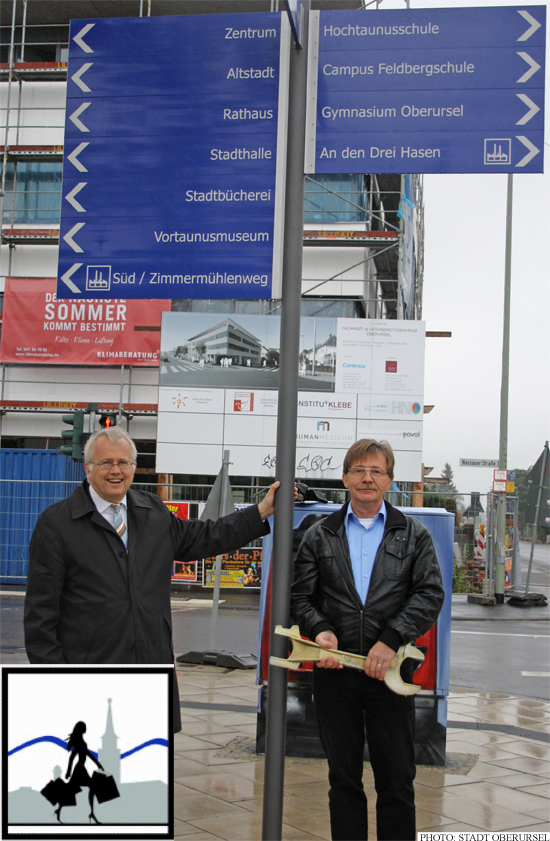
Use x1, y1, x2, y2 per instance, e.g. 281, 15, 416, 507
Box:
262, 4, 310, 839
495, 174, 513, 604
209, 449, 231, 649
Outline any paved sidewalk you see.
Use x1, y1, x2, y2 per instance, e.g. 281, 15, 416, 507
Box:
172, 665, 550, 840
2, 589, 549, 837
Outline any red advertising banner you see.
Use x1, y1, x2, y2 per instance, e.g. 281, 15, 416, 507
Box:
164, 501, 189, 520
164, 501, 194, 582
0, 278, 170, 366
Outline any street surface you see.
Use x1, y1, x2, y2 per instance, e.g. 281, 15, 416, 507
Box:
4, 590, 549, 701
159, 353, 333, 391
519, 540, 550, 590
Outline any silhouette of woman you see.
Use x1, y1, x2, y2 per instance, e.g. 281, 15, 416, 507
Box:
55, 721, 104, 824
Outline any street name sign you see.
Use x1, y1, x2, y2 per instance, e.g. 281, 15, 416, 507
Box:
305, 6, 545, 173
57, 13, 289, 300
460, 458, 500, 468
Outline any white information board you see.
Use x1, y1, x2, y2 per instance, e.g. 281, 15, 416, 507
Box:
156, 315, 425, 481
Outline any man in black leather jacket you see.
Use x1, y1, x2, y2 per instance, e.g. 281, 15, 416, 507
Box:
291, 439, 444, 841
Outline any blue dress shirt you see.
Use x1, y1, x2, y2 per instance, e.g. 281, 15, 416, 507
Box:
344, 501, 387, 604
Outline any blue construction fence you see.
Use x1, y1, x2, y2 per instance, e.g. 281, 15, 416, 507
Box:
0, 449, 85, 584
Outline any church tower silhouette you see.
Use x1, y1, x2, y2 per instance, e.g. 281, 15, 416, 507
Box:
98, 698, 121, 785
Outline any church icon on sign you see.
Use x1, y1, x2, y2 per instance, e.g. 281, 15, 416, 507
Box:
86, 265, 112, 292
484, 139, 511, 165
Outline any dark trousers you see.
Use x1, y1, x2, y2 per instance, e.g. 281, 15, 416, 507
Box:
313, 666, 416, 841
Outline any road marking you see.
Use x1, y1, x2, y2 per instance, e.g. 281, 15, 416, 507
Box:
522, 671, 550, 677
170, 366, 178, 373
452, 630, 549, 638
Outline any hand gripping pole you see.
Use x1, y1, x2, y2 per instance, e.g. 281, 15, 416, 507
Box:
270, 625, 424, 696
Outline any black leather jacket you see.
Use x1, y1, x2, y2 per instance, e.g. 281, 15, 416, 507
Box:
290, 501, 445, 655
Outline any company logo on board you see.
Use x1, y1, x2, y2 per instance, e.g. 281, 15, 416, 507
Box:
234, 392, 254, 412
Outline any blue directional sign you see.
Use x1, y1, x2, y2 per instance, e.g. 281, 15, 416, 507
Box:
306, 6, 545, 174
284, 1, 305, 48
57, 13, 285, 300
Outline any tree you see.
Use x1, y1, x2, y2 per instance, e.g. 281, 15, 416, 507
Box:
441, 462, 463, 508
442, 463, 458, 493
423, 490, 457, 513
265, 348, 280, 366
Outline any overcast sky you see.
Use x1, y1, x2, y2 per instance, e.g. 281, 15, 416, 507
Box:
377, 0, 549, 494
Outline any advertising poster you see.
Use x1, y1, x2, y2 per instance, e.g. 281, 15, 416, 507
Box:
0, 278, 170, 366
172, 560, 198, 583
164, 501, 189, 520
157, 314, 425, 481
163, 502, 193, 582
203, 548, 262, 589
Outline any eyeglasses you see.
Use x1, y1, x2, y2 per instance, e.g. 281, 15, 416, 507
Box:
91, 460, 136, 471
347, 467, 388, 480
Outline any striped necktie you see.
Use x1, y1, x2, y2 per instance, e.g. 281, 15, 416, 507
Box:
111, 504, 128, 548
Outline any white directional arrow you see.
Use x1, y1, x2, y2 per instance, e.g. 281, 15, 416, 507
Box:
517, 10, 542, 41
63, 222, 86, 253
60, 263, 83, 294
516, 51, 541, 83
71, 63, 93, 92
73, 23, 95, 53
516, 135, 539, 167
67, 142, 89, 173
69, 102, 91, 133
516, 94, 540, 125
65, 182, 87, 213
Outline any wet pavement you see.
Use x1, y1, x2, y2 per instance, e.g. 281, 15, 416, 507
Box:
171, 666, 550, 839
3, 588, 549, 837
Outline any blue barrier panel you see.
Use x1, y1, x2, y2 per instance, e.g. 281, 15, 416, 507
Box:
0, 450, 85, 584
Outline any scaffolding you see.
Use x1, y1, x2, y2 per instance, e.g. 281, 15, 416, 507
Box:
1, 0, 426, 458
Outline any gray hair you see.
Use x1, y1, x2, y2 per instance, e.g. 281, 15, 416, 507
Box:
84, 426, 137, 465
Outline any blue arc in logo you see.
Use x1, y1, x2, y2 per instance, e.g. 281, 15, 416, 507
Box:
8, 736, 169, 759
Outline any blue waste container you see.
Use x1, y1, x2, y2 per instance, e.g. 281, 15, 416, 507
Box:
256, 502, 454, 766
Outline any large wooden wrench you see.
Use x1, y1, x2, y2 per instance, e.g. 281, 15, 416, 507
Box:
270, 624, 424, 696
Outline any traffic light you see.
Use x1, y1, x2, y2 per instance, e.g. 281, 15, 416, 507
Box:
99, 412, 117, 429
60, 410, 85, 461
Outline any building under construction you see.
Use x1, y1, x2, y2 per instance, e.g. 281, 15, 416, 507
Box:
1, 0, 425, 486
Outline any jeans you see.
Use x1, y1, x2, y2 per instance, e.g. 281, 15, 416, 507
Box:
313, 666, 416, 841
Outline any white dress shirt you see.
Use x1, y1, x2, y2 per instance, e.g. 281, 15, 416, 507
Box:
88, 483, 128, 534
